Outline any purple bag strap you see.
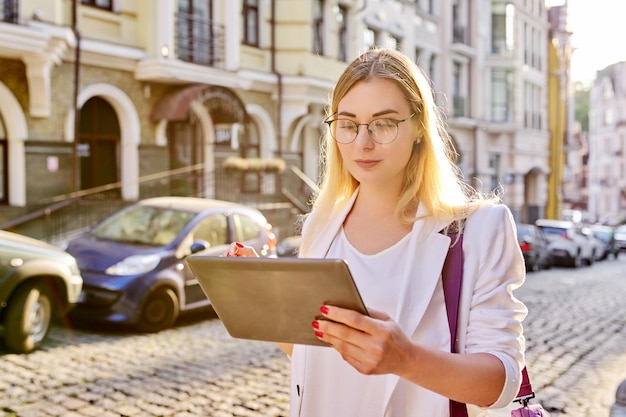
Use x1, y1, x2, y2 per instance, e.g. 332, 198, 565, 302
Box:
442, 229, 534, 417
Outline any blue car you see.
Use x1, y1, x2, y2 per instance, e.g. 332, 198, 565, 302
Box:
65, 197, 276, 332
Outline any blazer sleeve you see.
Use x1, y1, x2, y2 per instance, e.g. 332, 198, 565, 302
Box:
459, 203, 528, 408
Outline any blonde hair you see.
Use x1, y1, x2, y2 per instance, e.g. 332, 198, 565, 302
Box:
303, 48, 496, 233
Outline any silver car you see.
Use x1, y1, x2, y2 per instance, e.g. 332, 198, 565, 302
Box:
535, 219, 594, 267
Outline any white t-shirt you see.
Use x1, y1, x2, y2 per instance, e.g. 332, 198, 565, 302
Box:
298, 227, 414, 417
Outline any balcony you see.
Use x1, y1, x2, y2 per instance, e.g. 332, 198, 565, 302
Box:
176, 12, 224, 68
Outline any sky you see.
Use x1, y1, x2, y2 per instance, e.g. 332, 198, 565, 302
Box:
565, 0, 626, 86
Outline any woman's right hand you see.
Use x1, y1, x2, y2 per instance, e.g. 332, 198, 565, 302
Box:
225, 241, 260, 257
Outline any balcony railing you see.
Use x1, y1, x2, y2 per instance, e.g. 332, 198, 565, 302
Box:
1, 0, 19, 24
175, 11, 224, 68
0, 161, 314, 245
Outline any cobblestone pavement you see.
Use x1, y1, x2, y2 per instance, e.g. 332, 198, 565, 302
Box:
1, 255, 625, 417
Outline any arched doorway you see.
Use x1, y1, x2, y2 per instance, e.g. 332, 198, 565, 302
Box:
78, 97, 121, 194
151, 85, 253, 198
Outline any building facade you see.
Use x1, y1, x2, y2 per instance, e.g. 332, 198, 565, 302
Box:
0, 0, 552, 226
588, 62, 626, 224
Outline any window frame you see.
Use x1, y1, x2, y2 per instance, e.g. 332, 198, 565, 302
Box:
242, 0, 259, 47
80, 0, 113, 11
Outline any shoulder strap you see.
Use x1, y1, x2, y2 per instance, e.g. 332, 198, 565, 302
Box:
441, 228, 534, 417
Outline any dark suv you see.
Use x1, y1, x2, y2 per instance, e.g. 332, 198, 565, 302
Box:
0, 230, 83, 353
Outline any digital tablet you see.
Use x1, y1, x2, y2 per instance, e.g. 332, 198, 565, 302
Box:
185, 256, 368, 346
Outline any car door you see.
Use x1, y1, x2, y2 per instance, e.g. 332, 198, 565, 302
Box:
182, 213, 231, 307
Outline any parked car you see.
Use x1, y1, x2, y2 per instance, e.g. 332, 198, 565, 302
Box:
65, 197, 277, 332
580, 227, 606, 261
587, 225, 619, 260
0, 230, 83, 353
535, 219, 594, 267
615, 225, 626, 253
276, 234, 302, 257
516, 223, 552, 272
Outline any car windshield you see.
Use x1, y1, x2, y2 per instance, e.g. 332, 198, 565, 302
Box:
90, 205, 195, 246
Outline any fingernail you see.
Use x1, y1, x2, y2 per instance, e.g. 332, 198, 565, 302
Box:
320, 306, 329, 315
314, 331, 324, 338
311, 321, 319, 329
235, 242, 244, 248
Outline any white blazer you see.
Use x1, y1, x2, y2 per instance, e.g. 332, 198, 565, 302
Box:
290, 191, 528, 417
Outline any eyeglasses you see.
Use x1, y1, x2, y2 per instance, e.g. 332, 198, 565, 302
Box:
324, 113, 416, 144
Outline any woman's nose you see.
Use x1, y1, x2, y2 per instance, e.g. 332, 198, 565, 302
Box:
354, 124, 374, 146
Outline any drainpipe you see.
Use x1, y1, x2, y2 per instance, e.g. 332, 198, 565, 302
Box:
271, 0, 283, 158
71, 0, 81, 193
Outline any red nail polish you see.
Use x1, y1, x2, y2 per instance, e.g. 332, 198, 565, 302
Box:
235, 242, 244, 248
320, 306, 329, 315
311, 321, 319, 329
314, 331, 324, 338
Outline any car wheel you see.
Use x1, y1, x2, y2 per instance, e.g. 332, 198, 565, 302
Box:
136, 287, 179, 333
3, 281, 53, 353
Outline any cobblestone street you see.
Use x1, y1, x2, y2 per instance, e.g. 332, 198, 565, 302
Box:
1, 255, 625, 417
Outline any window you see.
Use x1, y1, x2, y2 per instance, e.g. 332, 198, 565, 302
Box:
233, 214, 261, 242
81, 0, 113, 10
415, 47, 422, 65
243, 0, 259, 46
453, 61, 465, 117
489, 153, 501, 192
491, 3, 515, 54
177, 0, 219, 66
491, 69, 512, 122
1, 0, 18, 23
194, 214, 229, 247
387, 35, 401, 51
335, 5, 348, 61
364, 27, 378, 51
313, 0, 325, 55
428, 54, 437, 86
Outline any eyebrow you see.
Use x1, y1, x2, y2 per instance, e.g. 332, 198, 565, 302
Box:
336, 109, 400, 118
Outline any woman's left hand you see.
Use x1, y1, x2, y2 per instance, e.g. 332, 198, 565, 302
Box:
313, 305, 416, 376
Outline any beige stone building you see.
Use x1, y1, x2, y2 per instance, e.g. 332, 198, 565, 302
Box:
0, 0, 552, 228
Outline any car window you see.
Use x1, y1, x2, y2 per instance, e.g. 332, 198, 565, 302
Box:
193, 214, 229, 247
90, 205, 194, 245
233, 213, 261, 242
516, 225, 531, 238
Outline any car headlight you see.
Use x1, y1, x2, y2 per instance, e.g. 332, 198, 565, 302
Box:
105, 254, 161, 276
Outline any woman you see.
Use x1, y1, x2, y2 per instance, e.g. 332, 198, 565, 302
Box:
229, 48, 527, 417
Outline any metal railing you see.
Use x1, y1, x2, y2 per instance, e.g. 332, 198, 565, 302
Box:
1, 163, 314, 246
175, 12, 224, 68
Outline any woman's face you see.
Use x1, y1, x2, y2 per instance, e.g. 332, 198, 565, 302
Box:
334, 78, 416, 191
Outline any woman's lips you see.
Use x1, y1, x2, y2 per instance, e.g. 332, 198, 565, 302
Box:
354, 159, 380, 169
